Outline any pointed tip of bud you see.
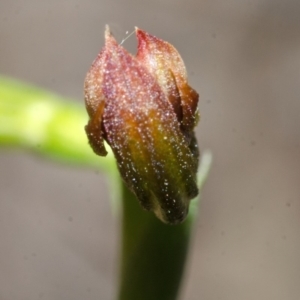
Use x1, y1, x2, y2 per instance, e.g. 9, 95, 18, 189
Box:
135, 27, 155, 48
104, 24, 111, 38
135, 27, 143, 36
104, 25, 117, 46
135, 28, 144, 50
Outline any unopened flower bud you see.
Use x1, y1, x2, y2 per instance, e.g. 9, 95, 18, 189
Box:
84, 26, 200, 224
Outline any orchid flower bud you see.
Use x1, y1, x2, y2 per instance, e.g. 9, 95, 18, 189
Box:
84, 26, 200, 224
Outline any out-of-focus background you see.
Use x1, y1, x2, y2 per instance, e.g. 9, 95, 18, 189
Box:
1, 0, 300, 299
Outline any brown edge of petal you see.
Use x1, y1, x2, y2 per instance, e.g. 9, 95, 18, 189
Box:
85, 100, 108, 156
83, 25, 114, 157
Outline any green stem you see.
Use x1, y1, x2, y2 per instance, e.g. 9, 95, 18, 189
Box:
119, 153, 212, 300
0, 76, 114, 171
119, 183, 191, 300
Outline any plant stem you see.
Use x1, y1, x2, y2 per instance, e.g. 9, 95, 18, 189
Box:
119, 183, 191, 300
0, 76, 114, 171
118, 152, 212, 300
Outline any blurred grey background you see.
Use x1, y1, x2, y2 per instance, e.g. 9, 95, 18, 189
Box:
1, 0, 300, 299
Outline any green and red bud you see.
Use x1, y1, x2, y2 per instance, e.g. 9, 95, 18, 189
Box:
84, 26, 200, 224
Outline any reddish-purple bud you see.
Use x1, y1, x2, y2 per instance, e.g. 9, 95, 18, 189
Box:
84, 26, 200, 224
